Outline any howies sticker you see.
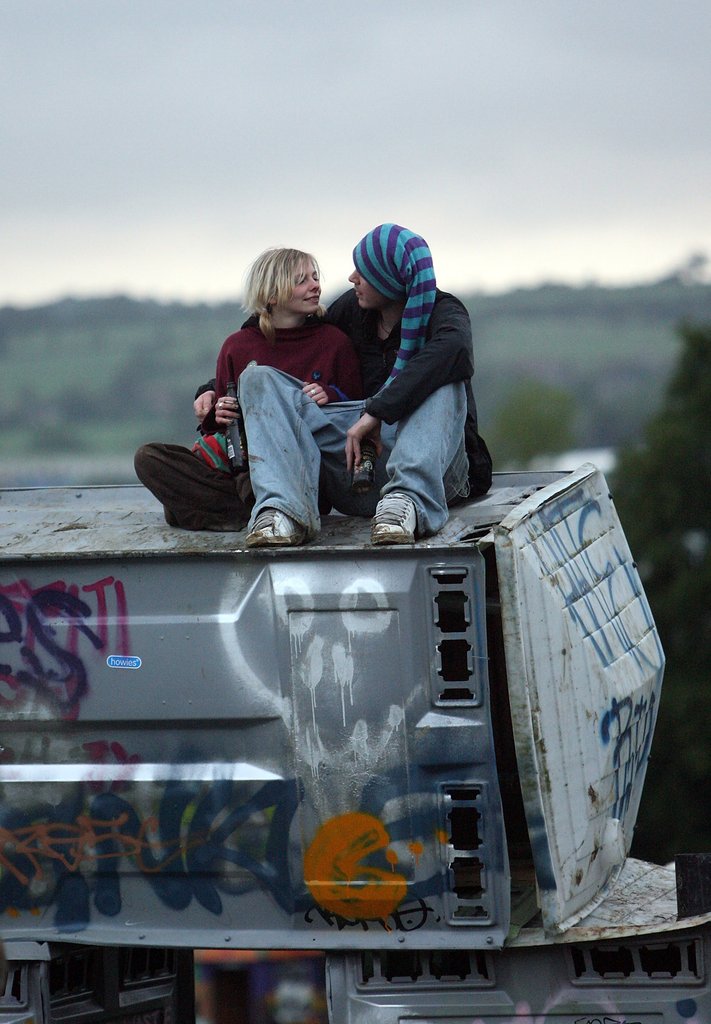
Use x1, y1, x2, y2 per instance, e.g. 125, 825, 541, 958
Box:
106, 655, 142, 670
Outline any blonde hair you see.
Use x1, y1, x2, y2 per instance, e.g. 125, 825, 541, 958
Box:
243, 247, 325, 342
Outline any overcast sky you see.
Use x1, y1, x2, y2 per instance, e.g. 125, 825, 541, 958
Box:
2, 0, 710, 306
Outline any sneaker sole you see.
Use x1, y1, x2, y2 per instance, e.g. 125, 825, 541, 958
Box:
371, 528, 415, 546
246, 532, 306, 548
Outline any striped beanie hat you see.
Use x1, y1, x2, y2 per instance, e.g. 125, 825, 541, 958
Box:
353, 223, 436, 382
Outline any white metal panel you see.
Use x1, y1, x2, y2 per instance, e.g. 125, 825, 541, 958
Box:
494, 463, 665, 933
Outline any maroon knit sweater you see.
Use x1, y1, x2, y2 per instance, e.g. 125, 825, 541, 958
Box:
214, 318, 363, 405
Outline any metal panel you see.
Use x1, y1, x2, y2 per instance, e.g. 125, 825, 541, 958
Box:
327, 922, 711, 1024
0, 539, 509, 950
493, 464, 665, 933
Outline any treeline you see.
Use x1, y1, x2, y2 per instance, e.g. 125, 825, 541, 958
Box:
613, 321, 711, 863
3, 277, 711, 466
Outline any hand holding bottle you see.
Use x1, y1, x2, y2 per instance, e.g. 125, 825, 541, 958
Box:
214, 392, 238, 427
220, 381, 248, 472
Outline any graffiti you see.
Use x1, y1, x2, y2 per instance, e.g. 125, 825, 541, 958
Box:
0, 812, 186, 885
478, 998, 700, 1024
0, 576, 129, 719
0, 777, 303, 930
574, 1018, 641, 1024
305, 897, 439, 933
600, 691, 657, 819
0, 758, 450, 935
301, 812, 448, 930
470, 999, 648, 1024
303, 812, 408, 921
536, 488, 664, 676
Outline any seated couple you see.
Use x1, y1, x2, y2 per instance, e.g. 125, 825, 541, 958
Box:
135, 223, 492, 546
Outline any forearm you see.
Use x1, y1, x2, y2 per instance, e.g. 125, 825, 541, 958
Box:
367, 339, 472, 422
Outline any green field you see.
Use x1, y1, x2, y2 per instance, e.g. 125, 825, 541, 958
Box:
3, 279, 711, 474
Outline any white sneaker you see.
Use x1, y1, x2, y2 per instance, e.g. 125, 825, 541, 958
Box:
246, 508, 306, 548
371, 492, 417, 545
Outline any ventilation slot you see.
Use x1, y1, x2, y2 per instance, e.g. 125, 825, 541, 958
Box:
2, 965, 26, 1009
429, 567, 479, 704
434, 590, 469, 632
49, 949, 98, 1002
121, 946, 176, 985
359, 950, 493, 987
443, 786, 489, 923
451, 857, 484, 900
437, 639, 473, 689
570, 939, 703, 985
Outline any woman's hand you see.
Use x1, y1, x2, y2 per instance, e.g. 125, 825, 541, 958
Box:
214, 394, 239, 428
302, 381, 328, 406
194, 390, 215, 421
346, 412, 382, 472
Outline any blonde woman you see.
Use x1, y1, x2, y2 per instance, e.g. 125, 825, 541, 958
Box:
134, 247, 361, 532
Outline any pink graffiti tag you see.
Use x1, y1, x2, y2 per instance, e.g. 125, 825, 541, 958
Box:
0, 576, 132, 719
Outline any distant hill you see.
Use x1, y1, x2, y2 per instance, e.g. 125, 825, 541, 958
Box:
464, 278, 711, 448
3, 278, 711, 483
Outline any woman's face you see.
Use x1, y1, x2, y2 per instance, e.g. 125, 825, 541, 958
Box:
280, 262, 321, 317
348, 269, 389, 310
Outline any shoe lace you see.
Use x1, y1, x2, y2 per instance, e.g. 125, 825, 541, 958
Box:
375, 494, 413, 526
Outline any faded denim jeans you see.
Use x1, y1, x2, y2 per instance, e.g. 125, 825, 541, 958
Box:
238, 366, 469, 540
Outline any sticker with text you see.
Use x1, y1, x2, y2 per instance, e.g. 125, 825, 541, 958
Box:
106, 655, 142, 670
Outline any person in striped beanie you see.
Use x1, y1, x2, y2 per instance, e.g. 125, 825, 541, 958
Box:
350, 223, 437, 384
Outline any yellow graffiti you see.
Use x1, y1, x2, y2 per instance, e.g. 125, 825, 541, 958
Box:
304, 812, 407, 921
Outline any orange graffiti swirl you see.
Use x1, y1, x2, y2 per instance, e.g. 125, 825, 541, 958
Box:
304, 812, 406, 921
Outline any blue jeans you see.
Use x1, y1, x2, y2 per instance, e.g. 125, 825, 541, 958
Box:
238, 367, 469, 539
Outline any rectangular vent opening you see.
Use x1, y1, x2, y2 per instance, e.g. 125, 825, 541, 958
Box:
639, 943, 683, 977
439, 686, 475, 701
570, 940, 703, 984
453, 903, 489, 919
431, 570, 467, 585
430, 950, 487, 981
360, 951, 375, 983
358, 950, 492, 986
449, 806, 481, 849
589, 945, 635, 978
49, 950, 97, 1001
380, 951, 423, 982
688, 941, 699, 976
434, 590, 470, 632
437, 639, 472, 683
121, 946, 176, 985
451, 856, 483, 900
4, 966, 25, 1007
447, 786, 480, 802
